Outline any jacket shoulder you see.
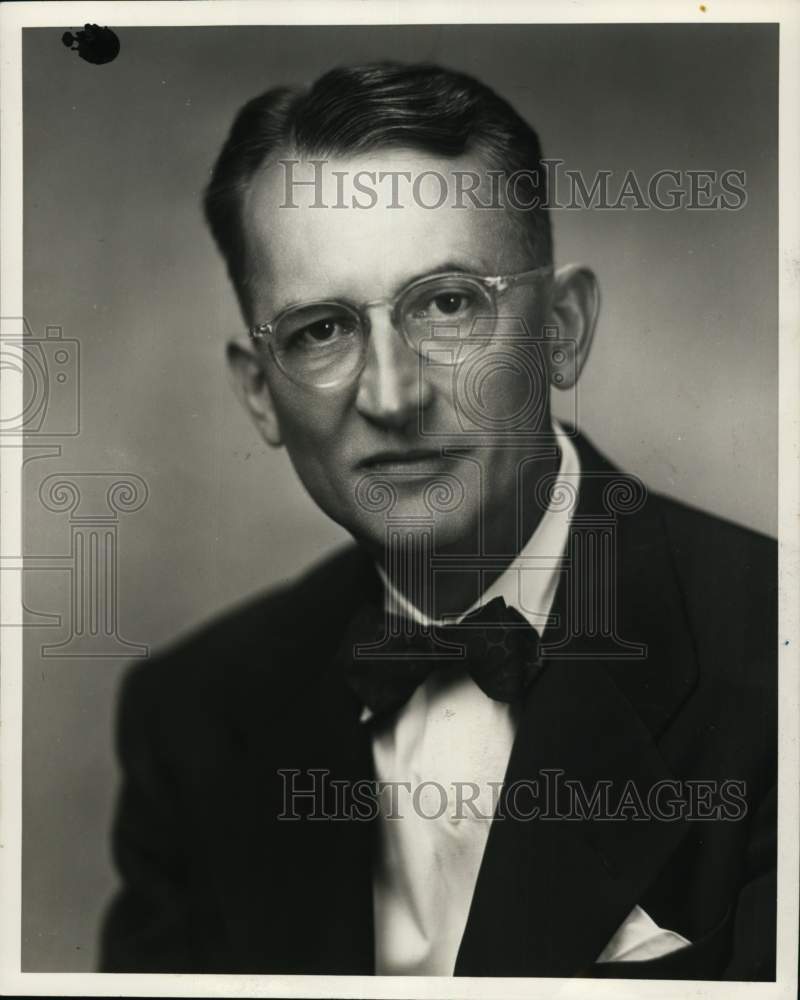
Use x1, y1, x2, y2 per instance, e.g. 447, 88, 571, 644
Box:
656, 492, 775, 570
574, 429, 776, 636
655, 492, 776, 613
654, 493, 777, 691
119, 542, 372, 708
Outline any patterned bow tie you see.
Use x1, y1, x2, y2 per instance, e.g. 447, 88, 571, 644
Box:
339, 596, 543, 721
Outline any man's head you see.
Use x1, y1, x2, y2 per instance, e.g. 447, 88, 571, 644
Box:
204, 63, 598, 559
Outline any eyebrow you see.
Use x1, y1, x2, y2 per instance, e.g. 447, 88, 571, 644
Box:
393, 258, 485, 293
258, 257, 488, 319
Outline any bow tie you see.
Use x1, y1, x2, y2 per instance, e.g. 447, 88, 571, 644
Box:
339, 596, 543, 721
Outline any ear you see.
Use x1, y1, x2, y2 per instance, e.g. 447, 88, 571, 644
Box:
226, 336, 283, 447
544, 264, 600, 390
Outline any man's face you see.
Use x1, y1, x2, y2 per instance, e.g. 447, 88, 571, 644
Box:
235, 150, 559, 557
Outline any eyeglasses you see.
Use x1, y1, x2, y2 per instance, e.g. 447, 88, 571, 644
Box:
248, 265, 553, 389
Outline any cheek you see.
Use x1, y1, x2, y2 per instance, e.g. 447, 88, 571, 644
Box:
269, 371, 349, 445
268, 382, 353, 490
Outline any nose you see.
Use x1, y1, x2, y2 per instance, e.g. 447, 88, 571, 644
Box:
354, 306, 433, 430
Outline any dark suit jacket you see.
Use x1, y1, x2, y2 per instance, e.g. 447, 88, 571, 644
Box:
100, 432, 777, 979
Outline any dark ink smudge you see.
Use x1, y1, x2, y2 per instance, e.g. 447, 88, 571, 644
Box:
62, 24, 120, 65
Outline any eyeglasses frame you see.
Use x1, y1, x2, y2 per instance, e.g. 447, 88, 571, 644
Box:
247, 264, 554, 389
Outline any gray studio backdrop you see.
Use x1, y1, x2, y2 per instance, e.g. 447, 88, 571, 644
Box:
21, 24, 777, 970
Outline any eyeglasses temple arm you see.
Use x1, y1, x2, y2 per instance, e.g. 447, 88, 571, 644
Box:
483, 265, 554, 294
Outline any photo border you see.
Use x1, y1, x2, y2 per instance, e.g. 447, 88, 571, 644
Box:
1, 2, 797, 997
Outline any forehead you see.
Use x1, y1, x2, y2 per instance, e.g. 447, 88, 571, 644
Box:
241, 149, 530, 310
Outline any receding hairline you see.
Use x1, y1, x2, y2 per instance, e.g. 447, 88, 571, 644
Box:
235, 143, 547, 305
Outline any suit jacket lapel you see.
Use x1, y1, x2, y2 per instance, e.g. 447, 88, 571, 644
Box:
299, 634, 378, 973
455, 434, 698, 977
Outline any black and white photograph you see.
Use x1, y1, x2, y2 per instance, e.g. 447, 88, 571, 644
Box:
0, 2, 798, 997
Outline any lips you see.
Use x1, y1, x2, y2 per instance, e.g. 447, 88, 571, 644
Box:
358, 448, 444, 471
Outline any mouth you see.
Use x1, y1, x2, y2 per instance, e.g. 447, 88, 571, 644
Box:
357, 448, 446, 473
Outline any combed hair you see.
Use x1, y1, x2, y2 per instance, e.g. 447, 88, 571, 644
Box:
203, 62, 553, 315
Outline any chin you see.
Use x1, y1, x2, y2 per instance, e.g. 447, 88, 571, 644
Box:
344, 501, 479, 559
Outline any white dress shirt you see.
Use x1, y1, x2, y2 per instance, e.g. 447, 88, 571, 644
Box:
368, 425, 690, 975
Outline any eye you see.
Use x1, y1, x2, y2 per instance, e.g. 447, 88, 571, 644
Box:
302, 318, 344, 343
411, 288, 478, 321
431, 292, 474, 316
284, 313, 358, 351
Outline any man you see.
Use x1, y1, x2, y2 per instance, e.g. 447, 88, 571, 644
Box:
100, 63, 776, 979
